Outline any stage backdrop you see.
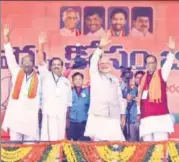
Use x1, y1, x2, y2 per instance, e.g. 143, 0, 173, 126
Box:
1, 1, 179, 139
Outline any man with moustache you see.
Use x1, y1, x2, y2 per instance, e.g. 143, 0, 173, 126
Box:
2, 24, 41, 143
108, 8, 128, 37
60, 8, 81, 36
130, 8, 152, 37
84, 34, 126, 141
84, 7, 106, 36
138, 37, 175, 141
37, 33, 72, 141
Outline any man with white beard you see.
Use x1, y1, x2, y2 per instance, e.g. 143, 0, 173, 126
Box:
84, 34, 126, 141
37, 33, 72, 141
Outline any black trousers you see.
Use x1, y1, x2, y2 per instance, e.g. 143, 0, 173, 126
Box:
67, 121, 91, 141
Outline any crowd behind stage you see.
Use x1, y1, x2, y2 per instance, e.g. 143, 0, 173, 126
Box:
2, 23, 177, 144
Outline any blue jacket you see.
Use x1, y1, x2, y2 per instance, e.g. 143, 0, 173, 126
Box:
121, 81, 138, 123
70, 87, 90, 123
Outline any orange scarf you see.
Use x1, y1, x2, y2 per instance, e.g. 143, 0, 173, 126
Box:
12, 69, 38, 99
138, 70, 162, 105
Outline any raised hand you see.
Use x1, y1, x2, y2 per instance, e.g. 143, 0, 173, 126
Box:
38, 32, 47, 45
167, 36, 175, 53
99, 32, 112, 49
69, 59, 75, 68
4, 23, 10, 37
37, 32, 47, 64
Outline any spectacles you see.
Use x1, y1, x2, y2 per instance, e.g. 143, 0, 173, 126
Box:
146, 61, 156, 65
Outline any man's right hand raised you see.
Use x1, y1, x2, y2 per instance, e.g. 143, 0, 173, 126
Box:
38, 32, 47, 45
4, 23, 10, 44
37, 32, 47, 65
99, 32, 112, 49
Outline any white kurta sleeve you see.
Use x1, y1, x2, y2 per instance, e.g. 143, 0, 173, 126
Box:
66, 81, 72, 107
38, 63, 49, 78
4, 43, 20, 73
90, 48, 103, 75
118, 84, 127, 114
161, 52, 175, 82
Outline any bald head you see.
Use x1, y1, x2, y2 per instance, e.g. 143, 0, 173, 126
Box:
21, 55, 34, 74
21, 55, 34, 64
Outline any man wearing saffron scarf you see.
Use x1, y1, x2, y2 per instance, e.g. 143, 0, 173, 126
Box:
37, 33, 72, 141
84, 33, 126, 141
2, 24, 41, 142
138, 36, 176, 141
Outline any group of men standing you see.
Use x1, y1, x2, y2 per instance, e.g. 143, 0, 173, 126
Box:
2, 23, 176, 144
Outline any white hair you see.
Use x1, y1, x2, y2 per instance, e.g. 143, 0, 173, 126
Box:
62, 8, 80, 22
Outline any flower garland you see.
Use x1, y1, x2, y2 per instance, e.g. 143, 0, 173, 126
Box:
168, 142, 179, 162
1, 141, 179, 162
149, 144, 164, 162
1, 147, 32, 162
45, 144, 61, 162
63, 143, 78, 162
96, 145, 136, 162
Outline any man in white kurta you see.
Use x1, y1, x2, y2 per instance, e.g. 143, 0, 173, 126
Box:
39, 65, 72, 141
2, 25, 41, 142
84, 34, 126, 141
37, 34, 72, 141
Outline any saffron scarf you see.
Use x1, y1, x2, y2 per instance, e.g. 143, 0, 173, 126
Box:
12, 69, 38, 99
138, 69, 162, 105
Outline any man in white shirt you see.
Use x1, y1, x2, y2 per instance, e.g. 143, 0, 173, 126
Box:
37, 33, 72, 141
84, 34, 126, 141
2, 24, 41, 143
130, 8, 152, 37
60, 8, 81, 36
84, 8, 106, 36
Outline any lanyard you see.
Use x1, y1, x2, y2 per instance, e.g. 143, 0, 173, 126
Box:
26, 71, 34, 82
52, 73, 61, 86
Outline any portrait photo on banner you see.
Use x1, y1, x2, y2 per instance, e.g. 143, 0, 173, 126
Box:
84, 6, 105, 36
131, 7, 153, 37
60, 6, 82, 36
107, 7, 129, 37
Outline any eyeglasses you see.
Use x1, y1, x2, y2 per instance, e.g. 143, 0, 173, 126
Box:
52, 64, 63, 66
146, 61, 156, 65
